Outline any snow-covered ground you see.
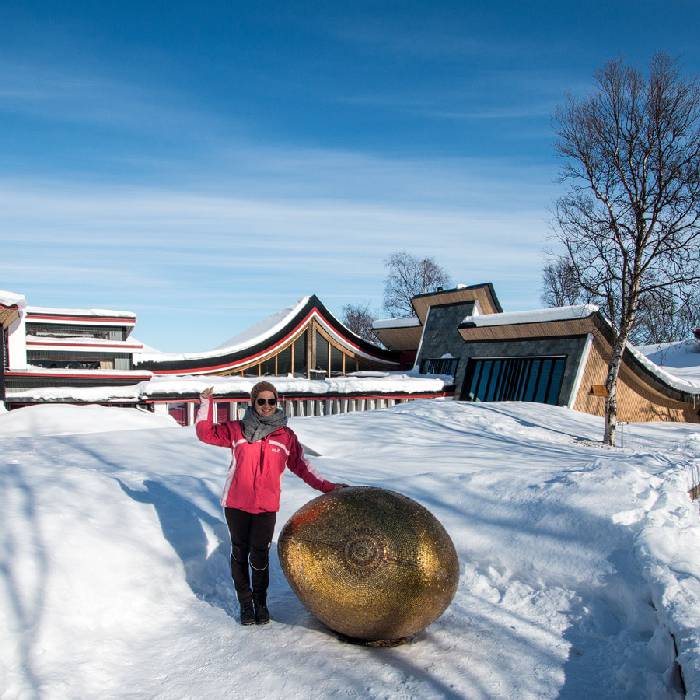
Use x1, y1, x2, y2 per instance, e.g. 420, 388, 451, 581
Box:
2, 400, 700, 699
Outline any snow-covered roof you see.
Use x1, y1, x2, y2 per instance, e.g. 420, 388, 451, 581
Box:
373, 316, 421, 330
25, 335, 144, 352
626, 342, 700, 393
143, 372, 449, 397
461, 305, 599, 328
129, 337, 162, 354
26, 306, 136, 319
18, 366, 152, 377
135, 296, 396, 369
214, 297, 311, 350
0, 289, 26, 308
7, 385, 143, 403
137, 297, 311, 363
5, 373, 449, 402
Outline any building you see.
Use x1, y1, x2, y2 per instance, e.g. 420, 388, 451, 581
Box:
1, 290, 452, 423
374, 287, 700, 423
4, 285, 697, 424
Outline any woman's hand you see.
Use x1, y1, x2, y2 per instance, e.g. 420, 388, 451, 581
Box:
200, 386, 214, 400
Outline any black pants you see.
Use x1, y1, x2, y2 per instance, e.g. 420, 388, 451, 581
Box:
224, 508, 276, 605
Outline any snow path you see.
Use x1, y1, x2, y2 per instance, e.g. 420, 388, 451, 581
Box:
1, 401, 699, 699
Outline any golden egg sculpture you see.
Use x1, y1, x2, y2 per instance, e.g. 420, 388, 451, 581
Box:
278, 486, 459, 642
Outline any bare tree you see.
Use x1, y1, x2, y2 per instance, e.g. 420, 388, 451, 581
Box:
543, 257, 698, 344
632, 284, 700, 345
541, 256, 588, 306
554, 54, 700, 445
341, 303, 381, 345
383, 251, 452, 317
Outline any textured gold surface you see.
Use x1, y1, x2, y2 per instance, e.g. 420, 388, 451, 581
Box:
278, 486, 459, 641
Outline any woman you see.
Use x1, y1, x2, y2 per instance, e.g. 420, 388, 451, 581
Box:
196, 380, 345, 626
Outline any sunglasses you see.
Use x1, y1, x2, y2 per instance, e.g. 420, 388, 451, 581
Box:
255, 398, 277, 406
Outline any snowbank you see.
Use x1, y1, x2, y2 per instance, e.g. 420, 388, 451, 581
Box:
0, 289, 26, 308
2, 401, 700, 698
143, 373, 449, 397
0, 403, 178, 437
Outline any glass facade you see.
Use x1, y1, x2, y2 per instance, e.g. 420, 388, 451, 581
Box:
315, 331, 329, 376
462, 356, 566, 405
293, 331, 307, 376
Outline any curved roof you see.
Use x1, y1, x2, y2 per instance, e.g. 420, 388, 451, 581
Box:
135, 295, 399, 375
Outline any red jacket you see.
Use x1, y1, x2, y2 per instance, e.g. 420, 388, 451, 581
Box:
195, 399, 335, 513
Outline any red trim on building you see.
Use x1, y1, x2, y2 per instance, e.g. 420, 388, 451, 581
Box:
151, 307, 385, 375
26, 313, 136, 324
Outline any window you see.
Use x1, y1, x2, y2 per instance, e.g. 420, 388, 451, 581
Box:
276, 345, 292, 375
293, 331, 307, 376
167, 402, 188, 426
462, 357, 566, 405
420, 357, 459, 376
315, 331, 329, 375
27, 324, 125, 340
331, 346, 344, 376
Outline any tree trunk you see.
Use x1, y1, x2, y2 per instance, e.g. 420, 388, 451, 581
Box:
604, 335, 626, 446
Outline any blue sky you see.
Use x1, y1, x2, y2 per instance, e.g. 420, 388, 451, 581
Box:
2, 1, 699, 351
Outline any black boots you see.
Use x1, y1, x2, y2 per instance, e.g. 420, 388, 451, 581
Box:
254, 596, 270, 625
239, 597, 270, 625
239, 601, 255, 626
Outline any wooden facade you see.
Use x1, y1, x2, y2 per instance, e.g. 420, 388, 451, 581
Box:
458, 312, 699, 424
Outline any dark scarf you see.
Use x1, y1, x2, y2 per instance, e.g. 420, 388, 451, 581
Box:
241, 405, 287, 443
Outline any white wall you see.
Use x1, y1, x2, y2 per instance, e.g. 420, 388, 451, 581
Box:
7, 310, 27, 369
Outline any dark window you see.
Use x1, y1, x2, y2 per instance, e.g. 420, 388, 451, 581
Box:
420, 357, 459, 376
293, 331, 307, 376
26, 324, 126, 340
276, 345, 292, 375
331, 346, 344, 376
315, 331, 329, 376
462, 357, 566, 405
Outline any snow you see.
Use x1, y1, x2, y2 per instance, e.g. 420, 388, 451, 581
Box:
129, 337, 162, 355
2, 400, 700, 698
373, 316, 421, 329
0, 290, 26, 308
627, 341, 700, 393
214, 297, 310, 350
7, 385, 143, 404
135, 297, 391, 366
25, 335, 143, 350
143, 373, 449, 397
26, 306, 136, 319
16, 365, 152, 377
461, 304, 599, 327
4, 374, 448, 404
638, 340, 700, 389
0, 403, 178, 437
